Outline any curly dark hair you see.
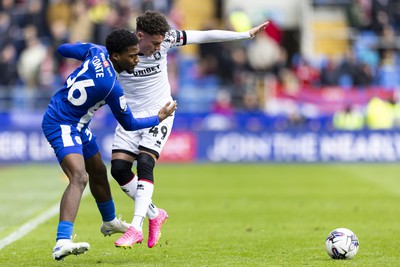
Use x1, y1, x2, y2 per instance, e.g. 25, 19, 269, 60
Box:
105, 28, 138, 55
136, 10, 170, 36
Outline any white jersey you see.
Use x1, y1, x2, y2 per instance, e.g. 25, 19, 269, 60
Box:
112, 28, 252, 155
118, 29, 186, 112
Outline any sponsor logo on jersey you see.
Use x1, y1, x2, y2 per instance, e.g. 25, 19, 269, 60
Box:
103, 60, 110, 68
119, 95, 127, 111
133, 64, 161, 77
153, 51, 161, 60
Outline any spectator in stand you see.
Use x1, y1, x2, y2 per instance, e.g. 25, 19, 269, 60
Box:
69, 0, 94, 43
48, 18, 69, 65
333, 104, 364, 130
204, 89, 235, 131
239, 90, 266, 131
377, 49, 400, 89
228, 8, 252, 32
0, 43, 19, 86
337, 50, 360, 87
23, 0, 50, 41
212, 89, 235, 115
198, 21, 228, 80
242, 90, 261, 113
320, 58, 340, 86
375, 24, 400, 57
88, 0, 131, 45
247, 32, 280, 73
0, 42, 18, 110
369, 0, 394, 34
17, 24, 48, 109
393, 97, 400, 128
263, 18, 283, 45
292, 56, 320, 88
366, 96, 396, 129
355, 62, 374, 88
17, 25, 47, 89
345, 0, 371, 30
46, 0, 71, 31
0, 12, 12, 49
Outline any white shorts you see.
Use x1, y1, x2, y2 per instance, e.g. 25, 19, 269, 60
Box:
112, 109, 174, 158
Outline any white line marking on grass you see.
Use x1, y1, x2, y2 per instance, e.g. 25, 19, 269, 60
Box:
0, 188, 90, 250
0, 204, 58, 250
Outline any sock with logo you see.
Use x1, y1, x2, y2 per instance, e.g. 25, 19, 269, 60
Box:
131, 180, 154, 230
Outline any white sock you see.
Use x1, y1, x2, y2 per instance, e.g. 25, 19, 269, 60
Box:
131, 180, 154, 230
120, 176, 138, 199
132, 215, 144, 231
147, 202, 159, 220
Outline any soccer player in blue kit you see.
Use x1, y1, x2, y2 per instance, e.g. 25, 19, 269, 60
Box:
42, 28, 176, 261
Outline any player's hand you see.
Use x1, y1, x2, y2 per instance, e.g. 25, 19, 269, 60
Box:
249, 21, 269, 38
158, 100, 177, 122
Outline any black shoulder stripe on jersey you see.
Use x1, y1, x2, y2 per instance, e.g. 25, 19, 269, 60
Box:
182, 30, 187, 45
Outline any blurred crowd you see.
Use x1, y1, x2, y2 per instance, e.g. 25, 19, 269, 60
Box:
1, 0, 400, 131
195, 0, 400, 130
0, 0, 174, 109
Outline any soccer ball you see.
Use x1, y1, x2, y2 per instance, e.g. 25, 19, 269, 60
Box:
325, 228, 359, 259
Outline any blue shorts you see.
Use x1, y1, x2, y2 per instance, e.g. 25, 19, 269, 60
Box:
42, 115, 99, 163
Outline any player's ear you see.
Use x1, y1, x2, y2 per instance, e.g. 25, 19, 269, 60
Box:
136, 31, 144, 39
110, 52, 120, 61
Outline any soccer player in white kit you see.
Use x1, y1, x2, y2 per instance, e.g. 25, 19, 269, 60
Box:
111, 11, 269, 248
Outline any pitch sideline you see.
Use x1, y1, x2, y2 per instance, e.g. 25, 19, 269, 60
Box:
0, 189, 90, 250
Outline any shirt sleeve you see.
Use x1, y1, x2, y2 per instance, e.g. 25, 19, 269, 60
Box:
57, 42, 97, 61
106, 82, 160, 130
185, 30, 251, 44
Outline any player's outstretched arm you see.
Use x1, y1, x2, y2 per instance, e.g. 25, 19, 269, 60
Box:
185, 21, 269, 44
158, 100, 177, 123
249, 21, 269, 38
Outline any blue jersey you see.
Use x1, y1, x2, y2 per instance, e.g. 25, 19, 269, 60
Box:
43, 42, 159, 131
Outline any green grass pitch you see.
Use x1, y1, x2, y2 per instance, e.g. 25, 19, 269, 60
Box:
0, 163, 400, 266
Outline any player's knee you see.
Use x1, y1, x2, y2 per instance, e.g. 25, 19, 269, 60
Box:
70, 169, 89, 189
136, 153, 155, 182
111, 159, 134, 186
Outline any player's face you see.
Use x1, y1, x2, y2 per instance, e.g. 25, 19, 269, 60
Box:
137, 31, 164, 56
113, 45, 140, 74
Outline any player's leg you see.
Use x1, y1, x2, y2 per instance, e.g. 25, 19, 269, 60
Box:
82, 129, 130, 236
53, 153, 90, 261
111, 124, 141, 200
135, 150, 168, 248
110, 126, 160, 212
138, 117, 174, 248
132, 151, 157, 231
42, 122, 90, 260
59, 154, 88, 223
111, 150, 138, 200
111, 149, 165, 248
114, 150, 157, 248
111, 151, 161, 218
115, 116, 173, 248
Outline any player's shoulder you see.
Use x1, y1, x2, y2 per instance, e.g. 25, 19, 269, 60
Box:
86, 44, 108, 58
87, 48, 116, 85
